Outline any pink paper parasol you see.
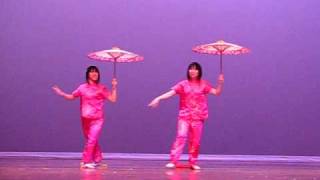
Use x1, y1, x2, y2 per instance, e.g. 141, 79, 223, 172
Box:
88, 47, 144, 77
192, 40, 250, 73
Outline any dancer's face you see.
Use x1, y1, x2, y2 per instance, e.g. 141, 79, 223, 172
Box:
188, 67, 199, 80
88, 70, 99, 83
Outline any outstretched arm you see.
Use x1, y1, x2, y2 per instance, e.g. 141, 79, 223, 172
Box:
210, 74, 224, 96
52, 85, 76, 100
148, 90, 176, 108
107, 78, 117, 102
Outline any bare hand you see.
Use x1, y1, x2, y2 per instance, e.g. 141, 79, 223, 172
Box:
111, 78, 118, 87
218, 74, 224, 83
148, 98, 160, 108
52, 85, 63, 96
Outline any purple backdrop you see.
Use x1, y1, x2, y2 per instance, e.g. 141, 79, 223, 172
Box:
1, 0, 320, 155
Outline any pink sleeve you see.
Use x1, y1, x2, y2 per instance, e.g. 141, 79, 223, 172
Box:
203, 81, 212, 94
171, 81, 184, 94
72, 86, 82, 97
102, 86, 110, 99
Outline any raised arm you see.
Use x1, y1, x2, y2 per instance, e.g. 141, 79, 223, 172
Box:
148, 90, 176, 108
52, 85, 76, 100
107, 78, 117, 103
210, 74, 224, 96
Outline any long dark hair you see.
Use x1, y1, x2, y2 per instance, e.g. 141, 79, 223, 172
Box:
86, 66, 100, 83
187, 62, 202, 80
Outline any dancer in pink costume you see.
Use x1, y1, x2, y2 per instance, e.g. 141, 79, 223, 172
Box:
149, 62, 224, 170
52, 66, 117, 169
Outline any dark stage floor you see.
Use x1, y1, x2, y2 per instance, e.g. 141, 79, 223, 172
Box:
1, 156, 320, 180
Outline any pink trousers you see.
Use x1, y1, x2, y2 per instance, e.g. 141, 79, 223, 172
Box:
81, 117, 104, 163
170, 119, 204, 165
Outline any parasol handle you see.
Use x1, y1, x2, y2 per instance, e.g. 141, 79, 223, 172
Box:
220, 53, 223, 74
113, 58, 117, 78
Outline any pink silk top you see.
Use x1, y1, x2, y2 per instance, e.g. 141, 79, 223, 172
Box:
172, 80, 212, 120
72, 83, 109, 119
